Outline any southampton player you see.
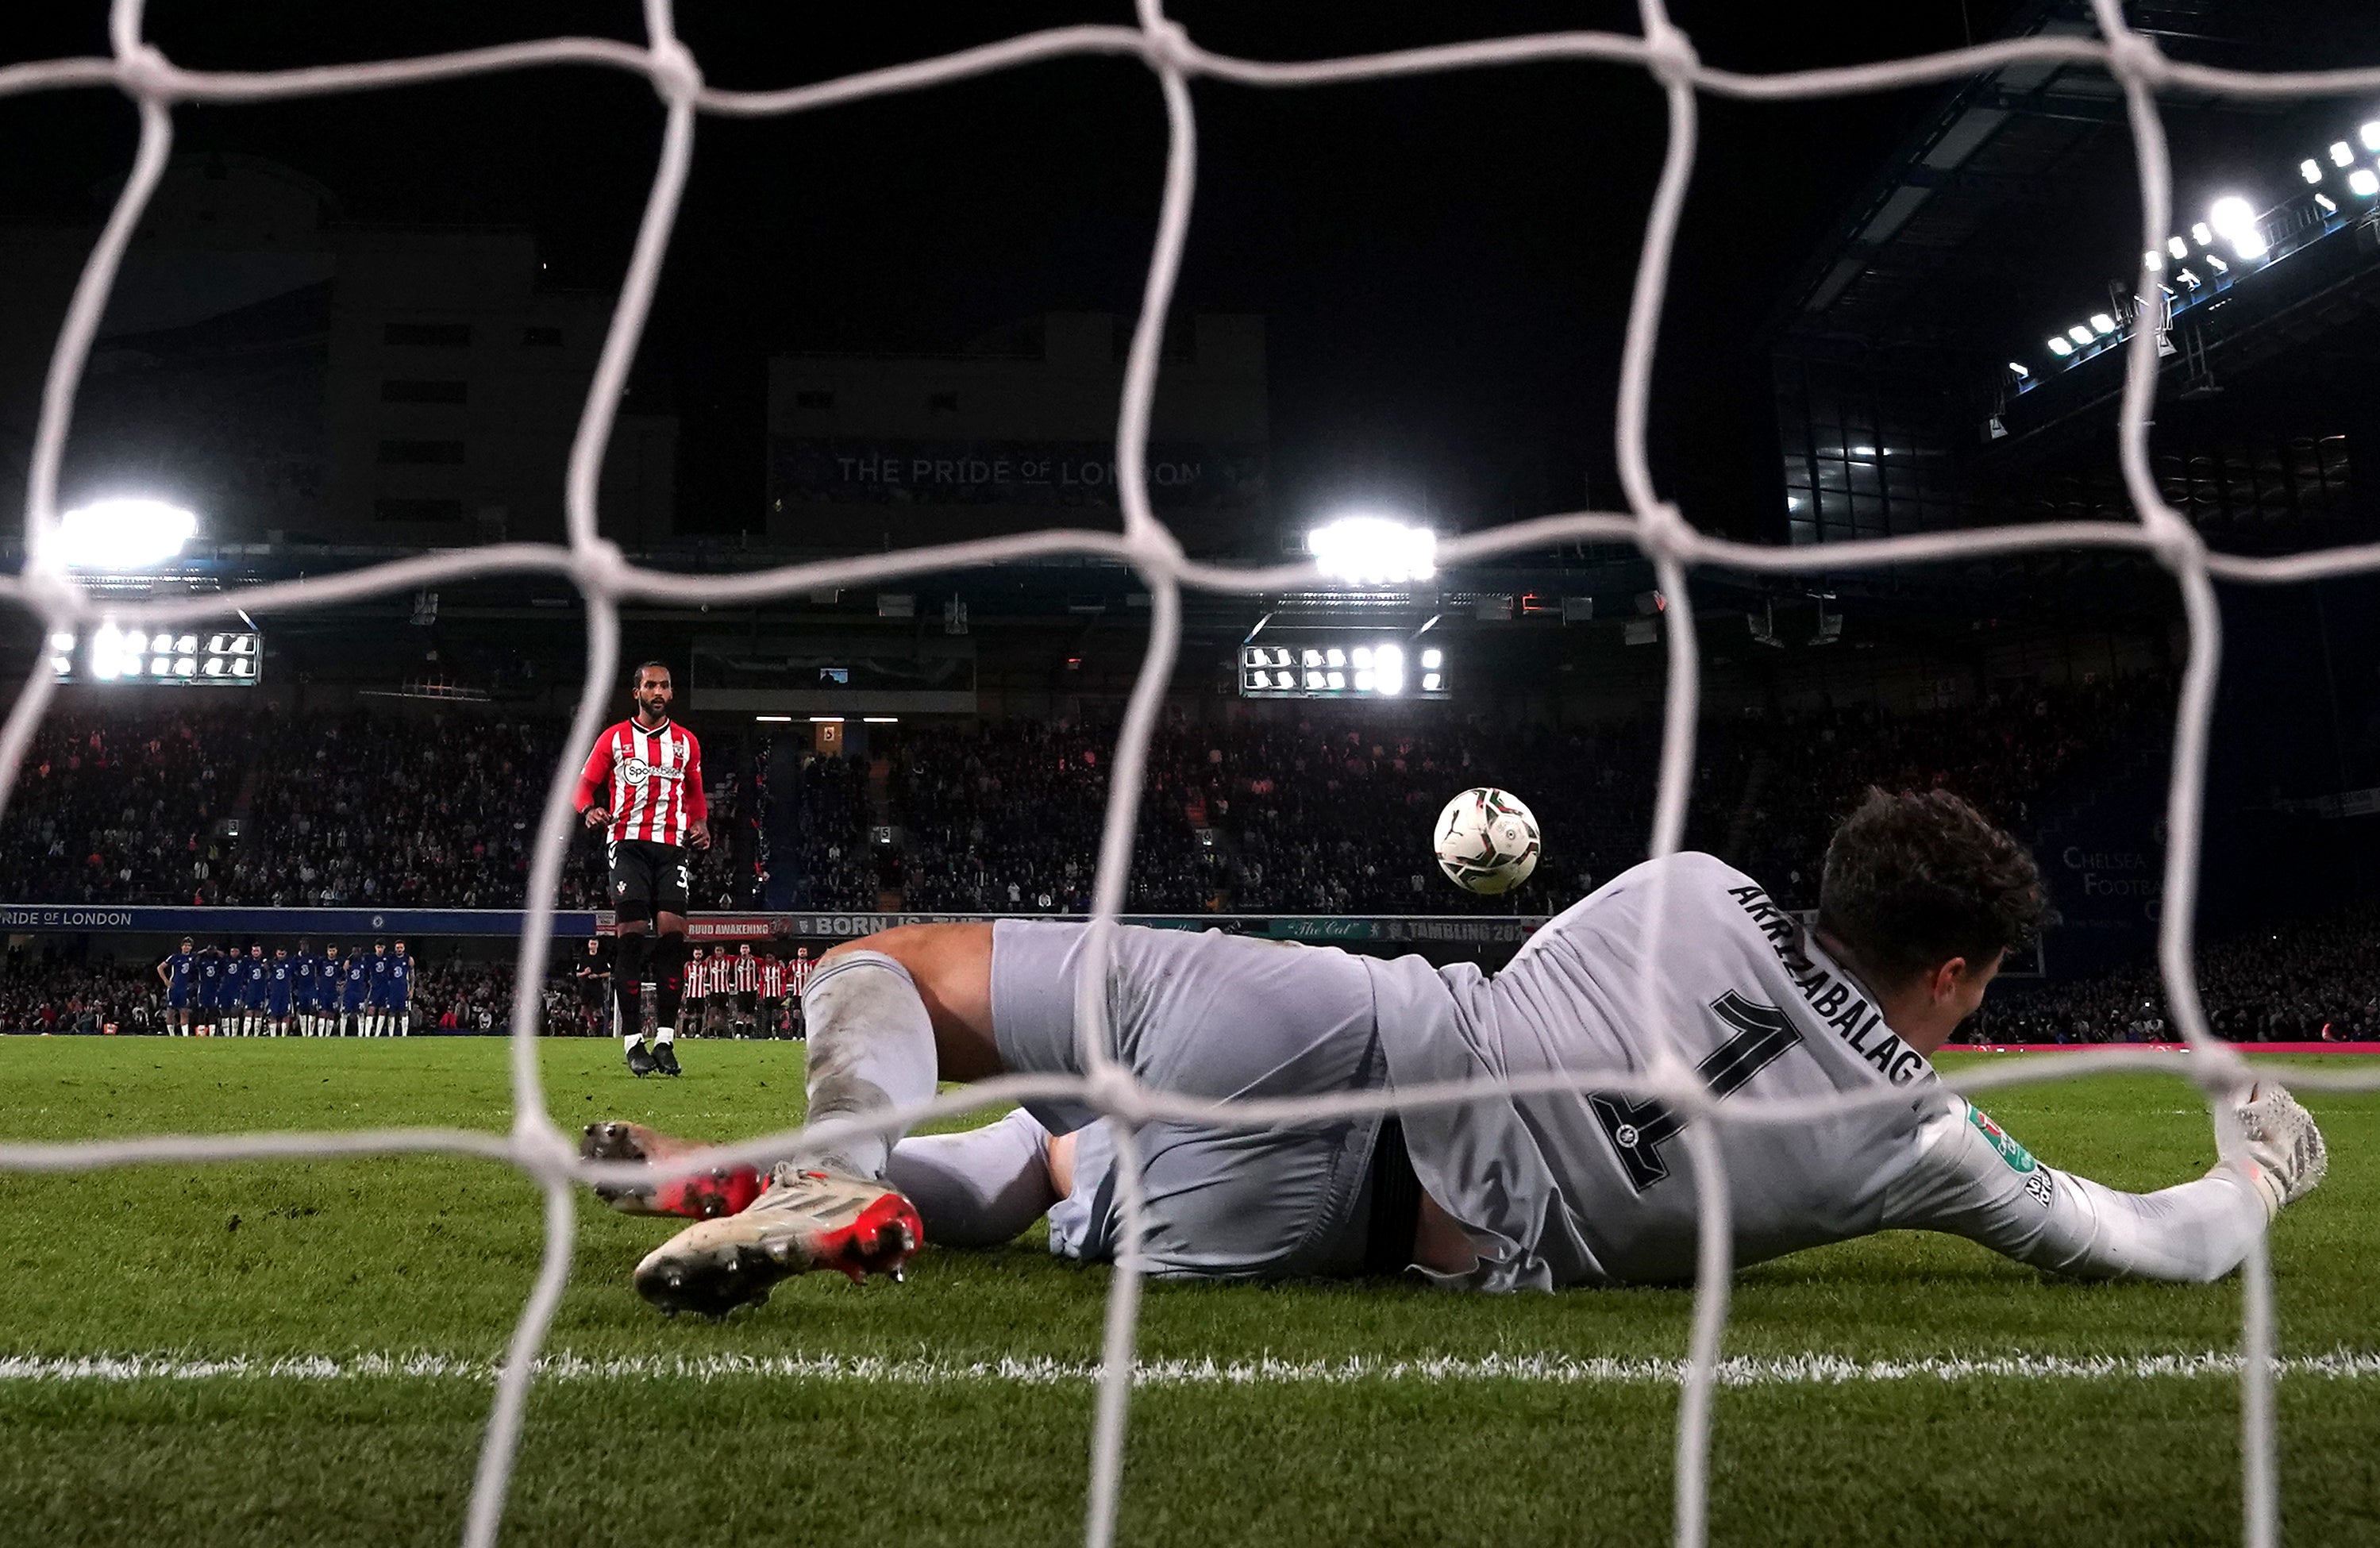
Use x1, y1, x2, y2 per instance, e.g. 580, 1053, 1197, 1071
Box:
703, 949, 732, 1038
591, 791, 2328, 1316
341, 945, 370, 1036
387, 939, 414, 1037
787, 945, 813, 1040
575, 660, 709, 1077
156, 938, 197, 1036
683, 947, 711, 1042
267, 947, 295, 1037
731, 943, 760, 1038
757, 949, 787, 1040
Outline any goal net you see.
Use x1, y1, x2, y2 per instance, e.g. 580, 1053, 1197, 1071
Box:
5, 3, 2378, 1546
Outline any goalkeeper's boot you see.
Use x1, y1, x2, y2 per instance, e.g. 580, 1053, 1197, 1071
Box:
580, 1119, 766, 1220
625, 1040, 659, 1078
653, 1040, 683, 1078
633, 1165, 922, 1320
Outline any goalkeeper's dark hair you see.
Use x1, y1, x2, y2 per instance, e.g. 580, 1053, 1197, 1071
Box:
1817, 787, 2055, 985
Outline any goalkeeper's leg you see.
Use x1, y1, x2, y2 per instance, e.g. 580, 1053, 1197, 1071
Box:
623, 934, 987, 1315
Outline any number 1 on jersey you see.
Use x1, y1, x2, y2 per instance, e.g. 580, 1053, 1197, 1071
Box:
1589, 991, 1803, 1193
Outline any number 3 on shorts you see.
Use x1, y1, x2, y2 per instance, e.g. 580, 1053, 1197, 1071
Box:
677, 860, 690, 891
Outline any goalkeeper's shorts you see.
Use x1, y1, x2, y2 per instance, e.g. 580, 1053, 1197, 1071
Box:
989, 920, 1396, 1279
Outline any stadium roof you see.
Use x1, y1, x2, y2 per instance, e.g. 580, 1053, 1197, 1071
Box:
1772, 0, 2380, 365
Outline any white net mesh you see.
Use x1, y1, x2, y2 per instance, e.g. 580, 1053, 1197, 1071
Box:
6, 2, 2380, 1544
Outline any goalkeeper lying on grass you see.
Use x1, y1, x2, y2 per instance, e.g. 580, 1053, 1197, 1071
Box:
584, 789, 2327, 1318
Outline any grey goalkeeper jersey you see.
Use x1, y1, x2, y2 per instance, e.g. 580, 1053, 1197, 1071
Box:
1367, 853, 2264, 1292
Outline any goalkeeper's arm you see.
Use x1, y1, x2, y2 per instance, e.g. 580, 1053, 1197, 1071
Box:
1878, 1084, 2326, 1284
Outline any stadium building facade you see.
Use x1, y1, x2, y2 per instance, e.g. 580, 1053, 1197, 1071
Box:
0, 153, 676, 550
765, 310, 1268, 554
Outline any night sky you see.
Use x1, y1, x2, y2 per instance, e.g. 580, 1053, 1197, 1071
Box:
2, 2, 2008, 545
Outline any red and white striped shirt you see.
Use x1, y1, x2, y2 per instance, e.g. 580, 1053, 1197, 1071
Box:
759, 957, 786, 998
576, 717, 707, 846
788, 956, 815, 999
732, 953, 757, 994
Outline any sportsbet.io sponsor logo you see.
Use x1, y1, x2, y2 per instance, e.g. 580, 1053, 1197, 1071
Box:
621, 757, 651, 787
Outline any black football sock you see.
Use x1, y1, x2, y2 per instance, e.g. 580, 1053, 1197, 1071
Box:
651, 933, 691, 1040
614, 931, 651, 1047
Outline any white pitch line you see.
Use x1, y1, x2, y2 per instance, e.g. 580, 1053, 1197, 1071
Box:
4, 1350, 2379, 1388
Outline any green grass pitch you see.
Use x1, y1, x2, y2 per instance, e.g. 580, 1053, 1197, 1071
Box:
2, 1038, 2375, 1547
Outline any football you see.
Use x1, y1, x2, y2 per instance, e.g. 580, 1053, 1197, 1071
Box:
1433, 787, 1541, 895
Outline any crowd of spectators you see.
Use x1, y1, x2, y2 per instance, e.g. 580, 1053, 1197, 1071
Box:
1725, 675, 2173, 910
767, 749, 881, 911
0, 706, 763, 911
0, 710, 264, 905
892, 719, 1220, 914
1977, 900, 2380, 1044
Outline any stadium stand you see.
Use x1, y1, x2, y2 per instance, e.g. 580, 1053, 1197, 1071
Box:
1981, 901, 2380, 1045
0, 707, 764, 910
0, 681, 2171, 915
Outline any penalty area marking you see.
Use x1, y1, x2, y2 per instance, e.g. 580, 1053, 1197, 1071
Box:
4, 1350, 2379, 1388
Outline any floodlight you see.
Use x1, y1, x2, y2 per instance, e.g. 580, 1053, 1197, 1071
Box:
2047, 337, 2074, 357
2007, 361, 2030, 379
1324, 649, 1346, 668
2176, 268, 2201, 288
2088, 314, 2117, 336
1374, 643, 1405, 695
2205, 253, 2229, 273
1850, 444, 1876, 456
48, 656, 69, 675
2067, 325, 2095, 345
1303, 671, 1323, 690
1301, 649, 1323, 668
2316, 192, 2339, 214
2208, 195, 2269, 259
1354, 670, 1376, 691
2190, 221, 2212, 245
2301, 160, 2324, 185
1420, 648, 1442, 669
1306, 514, 1436, 585
2167, 234, 2190, 258
2352, 168, 2379, 198
1422, 673, 1443, 692
1325, 672, 1345, 691
87, 622, 136, 681
2363, 122, 2380, 151
48, 631, 72, 651
2331, 141, 2355, 168
1351, 646, 1373, 668
53, 498, 196, 570
174, 658, 195, 676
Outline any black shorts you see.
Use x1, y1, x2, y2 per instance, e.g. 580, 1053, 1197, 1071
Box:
607, 838, 690, 918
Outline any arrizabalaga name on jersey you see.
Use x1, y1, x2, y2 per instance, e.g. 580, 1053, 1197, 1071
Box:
1724, 882, 1931, 1088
